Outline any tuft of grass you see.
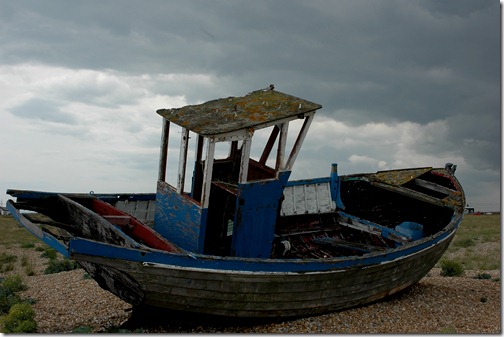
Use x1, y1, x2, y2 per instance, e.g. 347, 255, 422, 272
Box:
0, 253, 17, 265
2, 275, 27, 293
40, 248, 58, 260
44, 259, 79, 274
20, 242, 35, 249
0, 275, 27, 315
0, 285, 21, 315
1, 263, 14, 273
72, 325, 93, 333
453, 238, 475, 248
474, 273, 492, 280
438, 326, 457, 333
20, 256, 29, 267
19, 256, 36, 276
24, 267, 36, 277
1, 302, 37, 333
440, 259, 464, 277
105, 326, 145, 333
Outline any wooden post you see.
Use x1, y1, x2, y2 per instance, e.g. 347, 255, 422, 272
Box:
276, 122, 288, 171
201, 139, 215, 209
158, 119, 170, 182
177, 128, 189, 193
239, 137, 252, 183
285, 113, 314, 171
259, 126, 279, 165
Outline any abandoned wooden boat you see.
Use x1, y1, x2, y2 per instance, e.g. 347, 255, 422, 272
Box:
6, 87, 465, 318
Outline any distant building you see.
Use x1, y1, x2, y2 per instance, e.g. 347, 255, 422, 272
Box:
0, 206, 9, 216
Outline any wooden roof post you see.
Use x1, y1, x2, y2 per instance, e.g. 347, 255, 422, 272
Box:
284, 113, 314, 171
158, 119, 170, 182
259, 126, 279, 165
201, 139, 215, 208
177, 128, 189, 193
239, 136, 252, 184
275, 122, 289, 172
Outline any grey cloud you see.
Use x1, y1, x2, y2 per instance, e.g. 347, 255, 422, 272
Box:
54, 73, 144, 108
0, 0, 499, 210
9, 98, 76, 124
421, 0, 495, 18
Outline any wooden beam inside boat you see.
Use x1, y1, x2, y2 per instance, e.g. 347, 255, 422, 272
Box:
413, 178, 457, 196
312, 237, 387, 253
336, 212, 411, 244
370, 181, 447, 208
102, 215, 131, 226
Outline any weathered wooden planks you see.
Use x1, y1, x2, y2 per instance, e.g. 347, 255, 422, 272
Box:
70, 231, 453, 317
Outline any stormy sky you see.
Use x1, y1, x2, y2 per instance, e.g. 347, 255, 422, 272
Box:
0, 0, 500, 211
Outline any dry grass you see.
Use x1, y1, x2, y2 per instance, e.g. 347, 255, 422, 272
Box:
440, 214, 500, 270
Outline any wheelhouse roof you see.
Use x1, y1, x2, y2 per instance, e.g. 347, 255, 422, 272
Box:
156, 88, 322, 136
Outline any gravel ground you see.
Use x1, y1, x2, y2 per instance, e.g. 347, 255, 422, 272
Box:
2, 245, 501, 333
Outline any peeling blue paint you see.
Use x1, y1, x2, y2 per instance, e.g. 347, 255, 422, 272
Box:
153, 181, 207, 253
231, 172, 290, 258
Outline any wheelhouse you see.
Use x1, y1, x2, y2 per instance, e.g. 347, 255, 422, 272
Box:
153, 87, 322, 258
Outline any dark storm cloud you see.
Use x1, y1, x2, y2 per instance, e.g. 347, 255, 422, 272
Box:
1, 1, 498, 106
0, 0, 500, 209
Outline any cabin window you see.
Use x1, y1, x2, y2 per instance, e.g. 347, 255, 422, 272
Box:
162, 124, 199, 193
214, 141, 233, 160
